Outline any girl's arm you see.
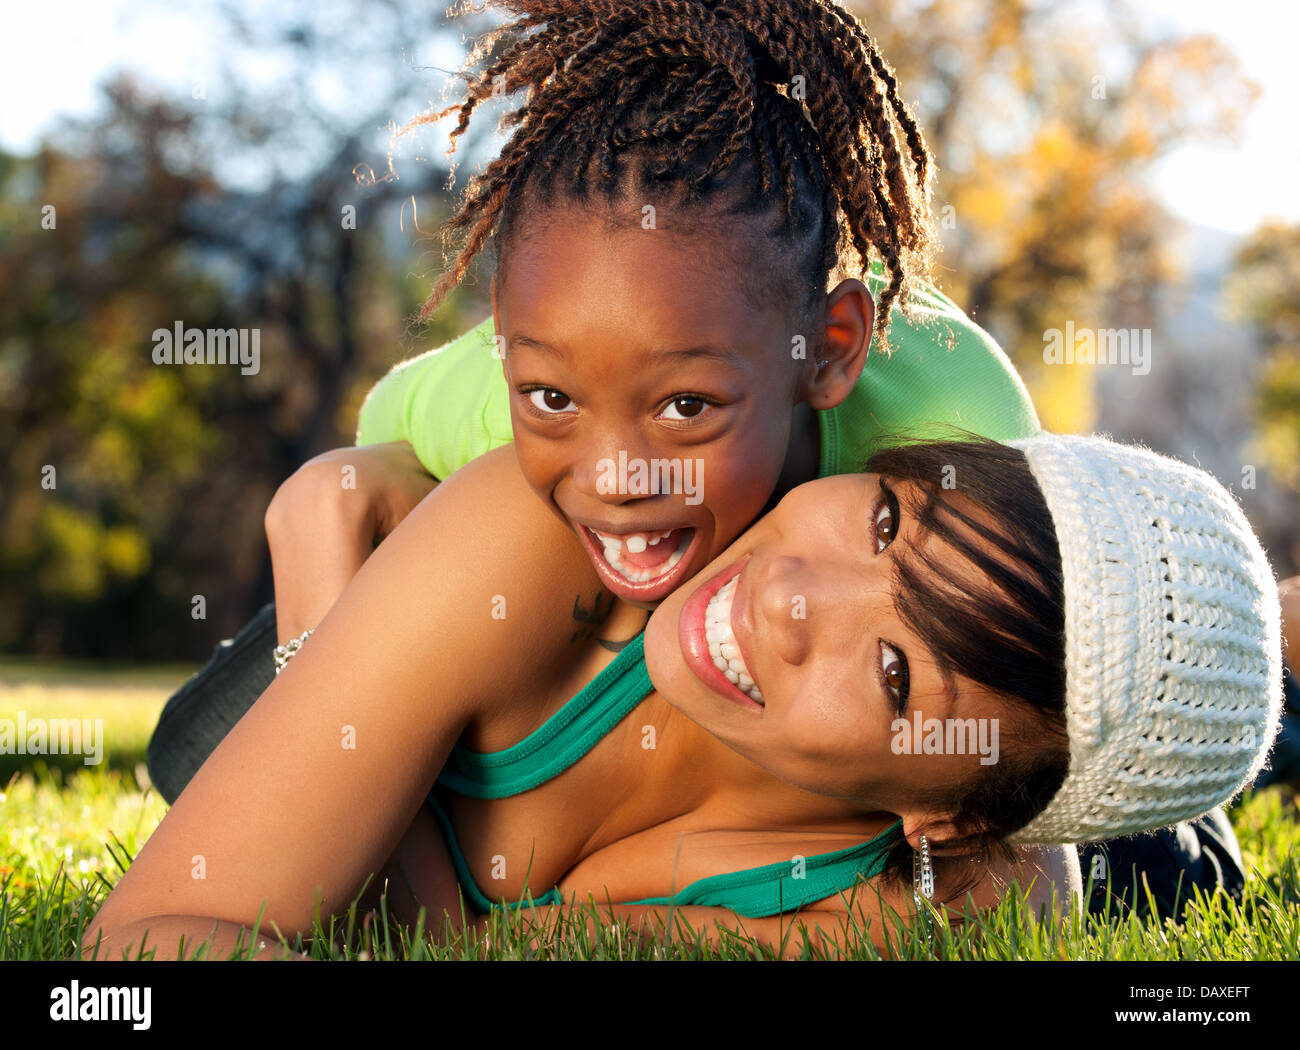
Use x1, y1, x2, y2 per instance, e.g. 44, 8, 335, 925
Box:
264, 318, 512, 643
83, 445, 598, 960
354, 317, 513, 480
264, 441, 438, 642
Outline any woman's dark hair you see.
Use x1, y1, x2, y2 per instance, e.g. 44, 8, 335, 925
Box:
861, 434, 1070, 897
390, 0, 937, 355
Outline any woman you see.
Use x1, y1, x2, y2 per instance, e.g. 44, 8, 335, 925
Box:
82, 431, 1282, 960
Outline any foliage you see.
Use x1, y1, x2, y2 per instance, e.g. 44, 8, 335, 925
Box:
0, 0, 1281, 655
1224, 222, 1300, 491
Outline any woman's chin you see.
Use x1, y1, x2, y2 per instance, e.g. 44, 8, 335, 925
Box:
642, 597, 679, 691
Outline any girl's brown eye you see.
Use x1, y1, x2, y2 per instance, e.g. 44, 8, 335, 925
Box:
528, 388, 576, 414
661, 396, 708, 421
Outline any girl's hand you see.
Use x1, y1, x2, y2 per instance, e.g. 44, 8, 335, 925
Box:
264, 442, 438, 641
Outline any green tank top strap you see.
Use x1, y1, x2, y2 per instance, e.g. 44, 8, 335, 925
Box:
621, 818, 905, 918
435, 633, 653, 798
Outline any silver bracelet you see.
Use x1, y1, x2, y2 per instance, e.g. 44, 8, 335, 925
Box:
273, 629, 314, 675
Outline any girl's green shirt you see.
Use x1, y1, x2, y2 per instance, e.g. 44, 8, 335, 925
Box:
355, 268, 1043, 480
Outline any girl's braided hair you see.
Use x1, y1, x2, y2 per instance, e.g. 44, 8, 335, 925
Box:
393, 0, 939, 354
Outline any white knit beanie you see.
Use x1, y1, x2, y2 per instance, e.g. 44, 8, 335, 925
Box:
1003, 433, 1283, 845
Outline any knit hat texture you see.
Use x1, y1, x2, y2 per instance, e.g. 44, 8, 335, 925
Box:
1004, 433, 1283, 844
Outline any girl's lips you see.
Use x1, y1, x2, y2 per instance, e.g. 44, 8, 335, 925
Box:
678, 555, 763, 712
575, 523, 703, 604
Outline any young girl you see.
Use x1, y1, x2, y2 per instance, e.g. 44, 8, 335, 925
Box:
86, 432, 1282, 960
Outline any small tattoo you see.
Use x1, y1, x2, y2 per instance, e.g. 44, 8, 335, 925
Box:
569, 592, 614, 644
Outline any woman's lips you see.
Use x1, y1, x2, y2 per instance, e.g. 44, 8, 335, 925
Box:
575, 523, 702, 603
678, 556, 763, 711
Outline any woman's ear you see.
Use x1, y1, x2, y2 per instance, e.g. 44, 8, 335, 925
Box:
801, 278, 875, 411
901, 812, 967, 855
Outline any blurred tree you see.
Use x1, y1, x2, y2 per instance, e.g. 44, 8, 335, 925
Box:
0, 1, 498, 657
0, 0, 1273, 656
854, 0, 1257, 431
1224, 222, 1300, 558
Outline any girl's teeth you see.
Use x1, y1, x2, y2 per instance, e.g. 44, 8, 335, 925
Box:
704, 577, 763, 705
590, 528, 692, 585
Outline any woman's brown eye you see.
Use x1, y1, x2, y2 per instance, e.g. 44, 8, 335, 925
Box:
879, 640, 910, 715
875, 501, 895, 551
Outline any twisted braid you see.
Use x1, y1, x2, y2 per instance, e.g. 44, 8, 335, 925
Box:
395, 0, 938, 355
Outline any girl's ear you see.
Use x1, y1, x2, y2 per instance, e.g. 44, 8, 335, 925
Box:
802, 278, 875, 411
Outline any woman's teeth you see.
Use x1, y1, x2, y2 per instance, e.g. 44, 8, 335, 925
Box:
591, 528, 690, 584
705, 577, 763, 705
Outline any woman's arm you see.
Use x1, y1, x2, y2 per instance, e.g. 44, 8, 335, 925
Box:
83, 445, 598, 960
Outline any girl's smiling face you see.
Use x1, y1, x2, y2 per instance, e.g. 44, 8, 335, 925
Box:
493, 204, 871, 608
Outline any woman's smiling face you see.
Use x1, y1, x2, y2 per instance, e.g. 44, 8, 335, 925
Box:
492, 204, 867, 608
643, 471, 1016, 814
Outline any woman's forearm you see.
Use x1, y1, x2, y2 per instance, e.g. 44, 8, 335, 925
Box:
82, 914, 309, 962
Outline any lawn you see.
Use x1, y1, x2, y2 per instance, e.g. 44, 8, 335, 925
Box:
3, 661, 1298, 961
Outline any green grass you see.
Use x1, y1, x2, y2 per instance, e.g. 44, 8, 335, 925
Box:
3, 665, 1299, 960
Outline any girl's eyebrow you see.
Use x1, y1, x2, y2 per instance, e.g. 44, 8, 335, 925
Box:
511, 332, 746, 367
508, 333, 564, 356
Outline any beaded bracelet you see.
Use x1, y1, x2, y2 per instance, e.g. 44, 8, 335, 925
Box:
273, 629, 314, 675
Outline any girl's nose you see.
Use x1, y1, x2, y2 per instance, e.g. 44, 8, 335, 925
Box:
573, 437, 662, 506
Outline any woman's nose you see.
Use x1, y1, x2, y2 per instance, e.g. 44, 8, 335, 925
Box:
754, 553, 815, 668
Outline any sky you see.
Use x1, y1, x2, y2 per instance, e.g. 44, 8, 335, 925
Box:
2, 0, 1296, 237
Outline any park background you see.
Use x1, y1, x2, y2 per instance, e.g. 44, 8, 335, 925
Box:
0, 0, 1297, 959
2, 0, 1298, 660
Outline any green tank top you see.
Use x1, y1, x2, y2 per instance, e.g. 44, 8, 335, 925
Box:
355, 261, 1043, 480
426, 632, 904, 918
